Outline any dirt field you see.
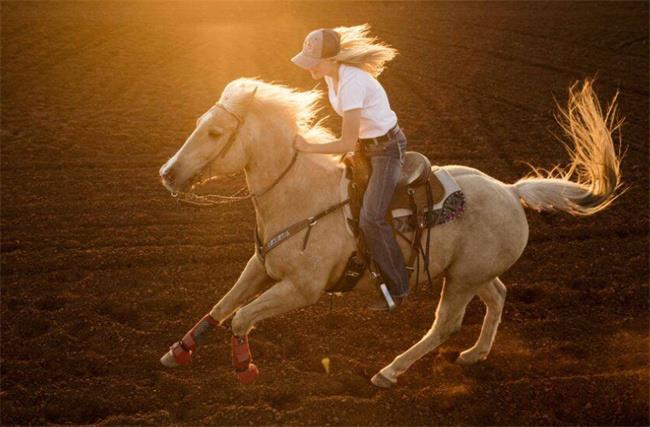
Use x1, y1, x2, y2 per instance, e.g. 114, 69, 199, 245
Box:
1, 1, 648, 425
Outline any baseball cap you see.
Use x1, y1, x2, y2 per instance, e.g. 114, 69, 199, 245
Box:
291, 28, 341, 69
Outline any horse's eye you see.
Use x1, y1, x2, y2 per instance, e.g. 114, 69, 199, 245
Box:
208, 130, 222, 139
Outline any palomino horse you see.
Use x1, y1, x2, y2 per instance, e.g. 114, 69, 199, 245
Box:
158, 77, 622, 387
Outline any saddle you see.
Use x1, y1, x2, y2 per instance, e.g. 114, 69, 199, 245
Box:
345, 150, 444, 221
328, 149, 465, 293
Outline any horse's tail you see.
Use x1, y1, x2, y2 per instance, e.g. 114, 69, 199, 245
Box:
511, 79, 625, 216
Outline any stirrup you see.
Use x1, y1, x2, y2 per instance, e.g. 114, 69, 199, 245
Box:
369, 269, 397, 311
368, 262, 397, 311
379, 283, 397, 311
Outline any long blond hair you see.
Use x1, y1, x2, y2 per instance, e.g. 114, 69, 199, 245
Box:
331, 23, 398, 78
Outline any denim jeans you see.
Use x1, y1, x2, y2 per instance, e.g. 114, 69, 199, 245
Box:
358, 125, 409, 298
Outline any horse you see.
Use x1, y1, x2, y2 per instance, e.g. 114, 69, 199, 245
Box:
158, 77, 623, 387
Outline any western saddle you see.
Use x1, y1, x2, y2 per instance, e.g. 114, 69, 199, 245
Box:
328, 149, 445, 293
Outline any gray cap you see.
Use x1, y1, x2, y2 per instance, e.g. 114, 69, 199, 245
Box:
291, 28, 341, 69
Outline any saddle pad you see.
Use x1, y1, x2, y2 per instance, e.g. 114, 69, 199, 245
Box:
390, 167, 459, 217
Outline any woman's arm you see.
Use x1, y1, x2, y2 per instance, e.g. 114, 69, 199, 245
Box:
294, 108, 361, 154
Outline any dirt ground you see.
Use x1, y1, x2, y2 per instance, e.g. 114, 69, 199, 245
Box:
1, 1, 648, 425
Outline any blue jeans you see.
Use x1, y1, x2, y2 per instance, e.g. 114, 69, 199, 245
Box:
358, 125, 409, 298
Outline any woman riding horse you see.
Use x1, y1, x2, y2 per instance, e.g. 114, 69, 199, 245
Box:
292, 25, 409, 310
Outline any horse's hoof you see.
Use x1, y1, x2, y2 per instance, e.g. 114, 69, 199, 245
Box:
455, 350, 486, 366
160, 342, 191, 367
235, 363, 259, 385
160, 350, 179, 367
371, 372, 396, 388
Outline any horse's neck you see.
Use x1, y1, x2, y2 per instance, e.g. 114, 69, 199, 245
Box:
245, 135, 342, 238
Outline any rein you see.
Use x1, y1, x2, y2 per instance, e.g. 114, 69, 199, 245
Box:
171, 149, 299, 207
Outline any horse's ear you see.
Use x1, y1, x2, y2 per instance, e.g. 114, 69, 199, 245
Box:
244, 86, 258, 112
230, 86, 258, 120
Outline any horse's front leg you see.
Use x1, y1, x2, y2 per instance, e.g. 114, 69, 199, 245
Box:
209, 254, 275, 322
229, 277, 322, 383
160, 254, 274, 367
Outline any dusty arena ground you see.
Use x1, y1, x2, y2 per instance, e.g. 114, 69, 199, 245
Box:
1, 1, 648, 425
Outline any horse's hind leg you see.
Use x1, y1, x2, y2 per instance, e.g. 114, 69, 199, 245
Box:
455, 277, 507, 365
371, 279, 475, 388
160, 254, 273, 368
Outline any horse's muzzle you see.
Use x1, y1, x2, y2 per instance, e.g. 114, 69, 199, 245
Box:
159, 160, 176, 187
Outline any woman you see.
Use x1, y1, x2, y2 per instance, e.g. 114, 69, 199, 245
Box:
291, 24, 409, 310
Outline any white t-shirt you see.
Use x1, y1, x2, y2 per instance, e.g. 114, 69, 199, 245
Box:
324, 63, 398, 139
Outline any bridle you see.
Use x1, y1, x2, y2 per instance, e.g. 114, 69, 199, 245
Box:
170, 88, 300, 207
212, 103, 245, 160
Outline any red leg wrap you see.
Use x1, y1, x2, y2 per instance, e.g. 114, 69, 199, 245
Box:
231, 335, 259, 384
171, 314, 219, 366
236, 363, 259, 384
170, 341, 192, 366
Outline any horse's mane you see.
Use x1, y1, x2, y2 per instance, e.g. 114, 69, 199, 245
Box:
222, 77, 342, 167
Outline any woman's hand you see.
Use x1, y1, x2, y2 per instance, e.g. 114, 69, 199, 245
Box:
293, 134, 312, 152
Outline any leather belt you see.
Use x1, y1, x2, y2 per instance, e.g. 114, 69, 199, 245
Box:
359, 122, 400, 145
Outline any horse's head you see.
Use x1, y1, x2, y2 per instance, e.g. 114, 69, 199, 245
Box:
159, 80, 259, 194
160, 77, 329, 195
